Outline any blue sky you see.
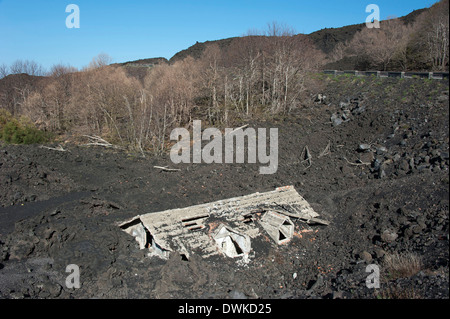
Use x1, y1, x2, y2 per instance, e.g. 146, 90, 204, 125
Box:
0, 0, 438, 71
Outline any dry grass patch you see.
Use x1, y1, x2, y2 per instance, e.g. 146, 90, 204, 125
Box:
383, 252, 423, 279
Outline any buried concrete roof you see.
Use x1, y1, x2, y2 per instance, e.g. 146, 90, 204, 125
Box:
119, 185, 328, 261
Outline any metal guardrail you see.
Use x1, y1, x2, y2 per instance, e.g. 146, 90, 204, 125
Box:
323, 70, 449, 80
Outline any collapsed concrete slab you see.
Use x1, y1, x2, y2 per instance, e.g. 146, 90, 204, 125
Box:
259, 211, 295, 245
119, 185, 327, 261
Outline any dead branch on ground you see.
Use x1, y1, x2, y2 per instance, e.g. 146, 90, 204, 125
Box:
82, 135, 123, 149
39, 144, 68, 152
154, 165, 181, 172
318, 141, 331, 158
343, 156, 371, 166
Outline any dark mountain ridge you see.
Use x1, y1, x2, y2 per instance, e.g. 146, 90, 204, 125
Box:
121, 7, 430, 68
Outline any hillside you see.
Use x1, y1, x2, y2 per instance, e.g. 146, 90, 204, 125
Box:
308, 8, 428, 55
169, 37, 238, 64
156, 7, 430, 70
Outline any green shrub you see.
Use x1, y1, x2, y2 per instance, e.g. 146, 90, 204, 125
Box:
0, 109, 52, 144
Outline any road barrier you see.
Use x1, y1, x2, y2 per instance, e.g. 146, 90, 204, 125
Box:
323, 70, 449, 80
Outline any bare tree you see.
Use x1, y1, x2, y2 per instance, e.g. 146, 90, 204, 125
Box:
9, 59, 46, 76
0, 63, 9, 79
393, 22, 418, 71
261, 23, 323, 112
9, 60, 25, 74
87, 53, 113, 69
49, 63, 78, 77
226, 36, 264, 116
199, 44, 224, 121
329, 42, 347, 63
424, 0, 449, 71
265, 21, 296, 37
349, 19, 414, 70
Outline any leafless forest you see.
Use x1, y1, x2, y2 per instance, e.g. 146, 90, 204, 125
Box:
1, 0, 448, 153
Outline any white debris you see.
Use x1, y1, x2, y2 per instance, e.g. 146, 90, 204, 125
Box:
119, 185, 326, 261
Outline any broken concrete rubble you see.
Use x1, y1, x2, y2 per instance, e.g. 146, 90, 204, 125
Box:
213, 224, 251, 258
119, 185, 328, 261
260, 211, 295, 244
